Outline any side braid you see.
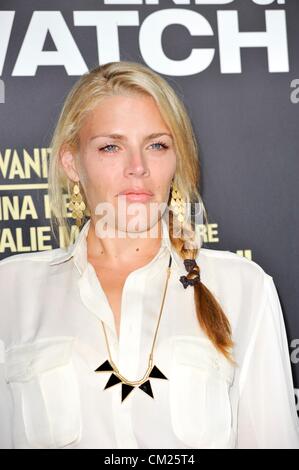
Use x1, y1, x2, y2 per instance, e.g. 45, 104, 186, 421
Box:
168, 210, 236, 366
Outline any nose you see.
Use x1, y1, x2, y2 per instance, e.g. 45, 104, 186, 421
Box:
124, 148, 150, 177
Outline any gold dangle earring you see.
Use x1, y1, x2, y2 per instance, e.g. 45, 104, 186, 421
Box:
69, 181, 86, 228
169, 182, 186, 229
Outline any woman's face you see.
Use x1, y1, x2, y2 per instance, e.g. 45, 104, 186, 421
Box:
61, 93, 177, 234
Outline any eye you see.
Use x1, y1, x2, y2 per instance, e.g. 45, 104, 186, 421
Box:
98, 141, 169, 154
150, 141, 169, 151
98, 144, 119, 153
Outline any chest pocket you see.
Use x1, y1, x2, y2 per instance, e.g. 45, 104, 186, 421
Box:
169, 336, 236, 448
4, 336, 82, 449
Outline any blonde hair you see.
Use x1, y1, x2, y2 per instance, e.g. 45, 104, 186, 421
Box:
48, 61, 235, 365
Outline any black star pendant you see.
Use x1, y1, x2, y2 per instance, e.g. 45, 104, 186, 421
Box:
94, 359, 168, 402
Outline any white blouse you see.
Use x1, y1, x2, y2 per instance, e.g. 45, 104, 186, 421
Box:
0, 216, 299, 449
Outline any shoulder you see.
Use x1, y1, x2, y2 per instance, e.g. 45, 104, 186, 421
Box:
0, 247, 70, 273
198, 246, 267, 271
197, 246, 272, 289
197, 248, 275, 341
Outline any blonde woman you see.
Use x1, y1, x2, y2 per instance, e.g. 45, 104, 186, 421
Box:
0, 61, 298, 449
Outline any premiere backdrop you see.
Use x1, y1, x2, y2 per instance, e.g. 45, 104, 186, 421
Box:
0, 1, 298, 413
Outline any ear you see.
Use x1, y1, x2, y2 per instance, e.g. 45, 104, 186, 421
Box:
60, 145, 80, 182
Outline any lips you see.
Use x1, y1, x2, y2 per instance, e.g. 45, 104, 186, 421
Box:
119, 189, 153, 196
118, 188, 154, 203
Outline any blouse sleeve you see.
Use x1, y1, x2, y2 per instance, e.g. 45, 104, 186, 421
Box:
236, 274, 299, 448
0, 340, 13, 449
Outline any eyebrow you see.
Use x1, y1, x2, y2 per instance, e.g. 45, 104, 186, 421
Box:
89, 132, 173, 142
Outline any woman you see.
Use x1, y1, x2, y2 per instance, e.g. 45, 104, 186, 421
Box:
0, 61, 298, 449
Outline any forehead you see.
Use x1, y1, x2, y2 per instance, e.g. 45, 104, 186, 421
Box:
79, 94, 170, 140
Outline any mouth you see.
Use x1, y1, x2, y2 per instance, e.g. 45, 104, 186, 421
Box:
118, 189, 154, 202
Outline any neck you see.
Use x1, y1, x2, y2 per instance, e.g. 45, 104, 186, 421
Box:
86, 217, 163, 269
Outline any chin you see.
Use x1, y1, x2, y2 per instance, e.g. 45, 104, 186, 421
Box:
116, 217, 159, 235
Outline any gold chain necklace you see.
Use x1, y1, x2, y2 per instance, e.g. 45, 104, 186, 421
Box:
94, 254, 172, 403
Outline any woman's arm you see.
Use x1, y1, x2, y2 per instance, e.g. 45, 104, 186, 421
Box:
236, 274, 299, 448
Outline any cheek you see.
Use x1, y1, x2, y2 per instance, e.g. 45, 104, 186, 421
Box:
152, 152, 176, 182
155, 150, 176, 174
85, 164, 125, 203
81, 152, 116, 184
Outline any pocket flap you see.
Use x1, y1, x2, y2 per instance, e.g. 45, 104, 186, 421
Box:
4, 336, 76, 383
172, 335, 235, 384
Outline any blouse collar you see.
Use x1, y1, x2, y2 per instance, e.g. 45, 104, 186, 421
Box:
49, 214, 194, 276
